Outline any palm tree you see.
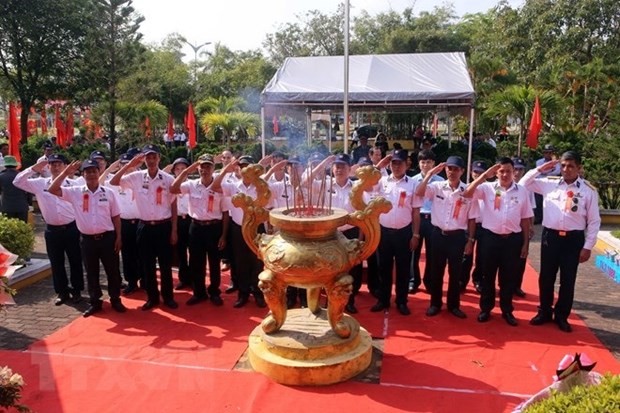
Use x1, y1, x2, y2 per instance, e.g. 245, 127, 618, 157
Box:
197, 96, 258, 146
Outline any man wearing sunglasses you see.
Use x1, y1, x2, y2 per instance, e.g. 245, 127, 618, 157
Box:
520, 151, 600, 333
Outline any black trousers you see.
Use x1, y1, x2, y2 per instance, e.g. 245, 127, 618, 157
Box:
120, 219, 141, 285
366, 249, 380, 294
230, 221, 264, 298
461, 222, 484, 288
137, 220, 174, 302
411, 213, 434, 288
534, 194, 543, 224
45, 222, 84, 295
342, 227, 362, 301
515, 257, 527, 291
189, 220, 223, 298
429, 227, 466, 310
539, 227, 585, 321
479, 229, 523, 314
378, 225, 413, 306
174, 215, 191, 285
80, 231, 121, 306
3, 210, 28, 223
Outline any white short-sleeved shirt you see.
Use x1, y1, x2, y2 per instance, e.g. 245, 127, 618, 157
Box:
520, 169, 600, 250
425, 181, 478, 231
104, 182, 139, 220
180, 179, 227, 220
61, 185, 120, 234
473, 181, 534, 234
411, 172, 444, 214
119, 170, 175, 221
376, 174, 418, 229
222, 180, 270, 226
12, 167, 76, 225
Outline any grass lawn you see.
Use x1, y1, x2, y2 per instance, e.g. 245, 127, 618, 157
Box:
612, 230, 620, 239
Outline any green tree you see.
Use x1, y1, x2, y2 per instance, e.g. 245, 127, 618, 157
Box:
76, 0, 145, 159
0, 0, 90, 143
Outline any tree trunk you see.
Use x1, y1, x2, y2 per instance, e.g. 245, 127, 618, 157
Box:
19, 101, 31, 144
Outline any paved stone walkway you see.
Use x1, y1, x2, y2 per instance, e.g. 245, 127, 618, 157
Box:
1, 215, 619, 360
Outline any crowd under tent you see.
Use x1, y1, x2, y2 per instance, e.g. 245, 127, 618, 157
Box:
260, 52, 477, 175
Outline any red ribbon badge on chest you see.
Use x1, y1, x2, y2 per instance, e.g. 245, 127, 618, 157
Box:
207, 193, 214, 212
398, 191, 406, 207
565, 190, 574, 212
494, 190, 501, 210
156, 186, 163, 205
453, 197, 463, 219
82, 193, 89, 212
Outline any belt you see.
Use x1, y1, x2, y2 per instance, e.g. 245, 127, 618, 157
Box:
140, 218, 171, 226
436, 228, 465, 236
82, 231, 111, 240
544, 227, 584, 237
486, 230, 519, 238
421, 213, 431, 220
381, 225, 410, 233
121, 218, 139, 224
47, 221, 76, 230
192, 218, 222, 226
178, 214, 190, 220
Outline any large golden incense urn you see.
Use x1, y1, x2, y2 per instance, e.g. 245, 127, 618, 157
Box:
232, 163, 391, 385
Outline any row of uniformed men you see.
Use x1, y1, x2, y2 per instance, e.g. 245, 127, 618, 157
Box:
14, 145, 599, 331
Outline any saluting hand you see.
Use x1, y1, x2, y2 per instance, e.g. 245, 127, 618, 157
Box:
127, 153, 145, 168
485, 163, 502, 179
537, 159, 558, 174
64, 160, 81, 177
32, 159, 48, 174
430, 162, 446, 176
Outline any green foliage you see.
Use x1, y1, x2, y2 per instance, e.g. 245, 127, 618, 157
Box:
0, 215, 34, 260
524, 374, 620, 413
611, 230, 620, 240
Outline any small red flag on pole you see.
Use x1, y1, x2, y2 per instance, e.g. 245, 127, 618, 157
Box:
526, 96, 542, 149
65, 109, 74, 146
41, 109, 48, 134
587, 114, 596, 132
187, 103, 197, 149
55, 106, 66, 148
167, 113, 174, 141
272, 115, 279, 135
8, 102, 22, 164
144, 116, 152, 138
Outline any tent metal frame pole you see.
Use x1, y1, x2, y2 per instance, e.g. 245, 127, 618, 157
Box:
343, 0, 350, 154
261, 106, 266, 158
466, 106, 475, 183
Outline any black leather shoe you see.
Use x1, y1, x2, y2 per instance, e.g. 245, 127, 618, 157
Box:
450, 308, 467, 319
502, 312, 518, 326
141, 300, 159, 311
254, 295, 267, 308
233, 296, 249, 308
123, 284, 138, 295
54, 294, 70, 306
164, 299, 178, 309
70, 290, 82, 303
210, 295, 224, 306
474, 283, 482, 294
186, 296, 207, 306
111, 300, 127, 313
425, 306, 441, 316
514, 289, 526, 298
345, 303, 358, 314
397, 304, 411, 316
370, 301, 388, 312
477, 311, 491, 322
175, 282, 191, 291
555, 319, 572, 333
83, 305, 102, 317
225, 286, 238, 294
408, 285, 419, 294
530, 312, 553, 325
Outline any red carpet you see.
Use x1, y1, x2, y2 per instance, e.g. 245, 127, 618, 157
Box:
5, 263, 620, 413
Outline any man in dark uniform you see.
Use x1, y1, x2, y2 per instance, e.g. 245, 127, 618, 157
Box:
521, 151, 600, 332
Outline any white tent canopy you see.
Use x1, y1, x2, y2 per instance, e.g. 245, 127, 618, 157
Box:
261, 52, 475, 109
260, 52, 476, 178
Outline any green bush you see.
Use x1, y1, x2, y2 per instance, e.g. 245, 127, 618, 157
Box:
0, 215, 35, 260
524, 374, 620, 413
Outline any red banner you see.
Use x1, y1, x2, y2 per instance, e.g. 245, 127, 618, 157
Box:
526, 96, 542, 149
8, 102, 22, 163
187, 103, 196, 149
